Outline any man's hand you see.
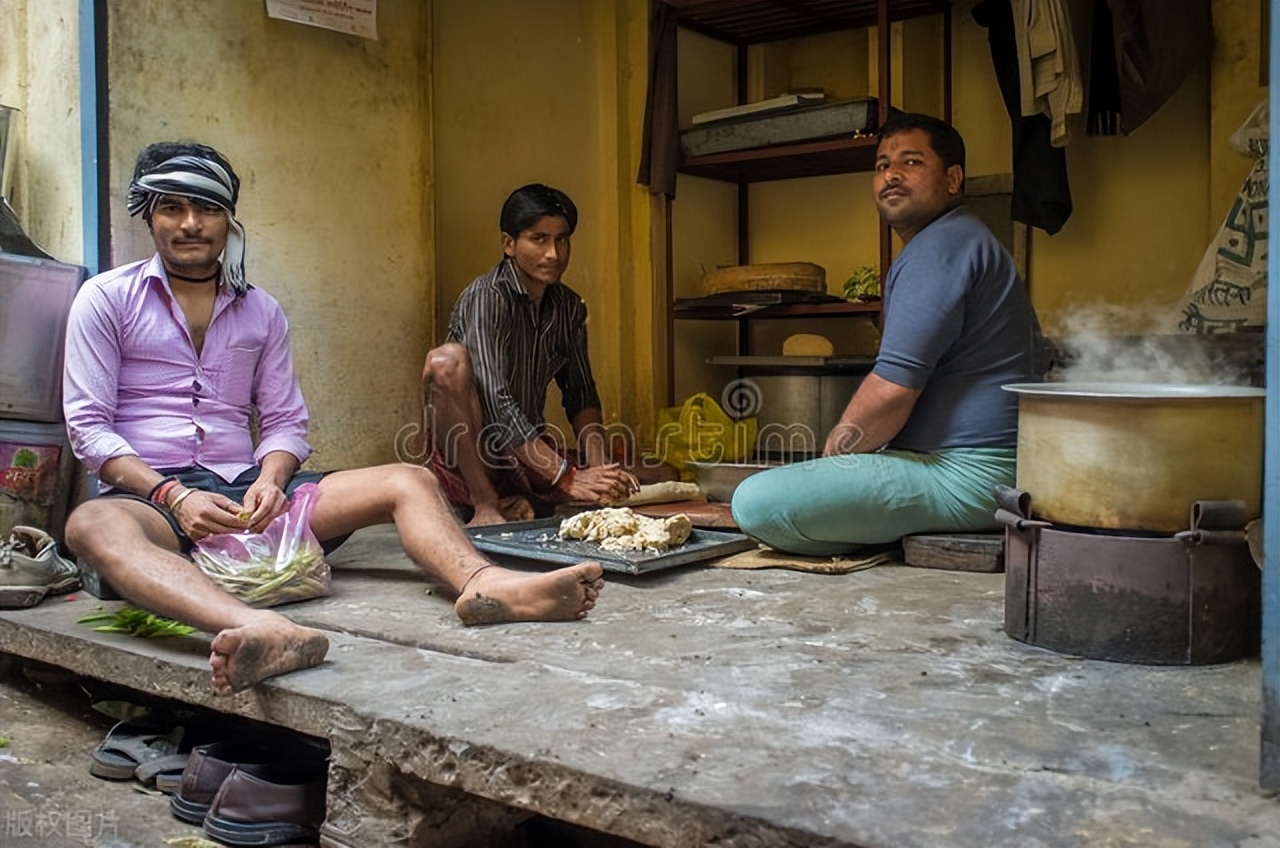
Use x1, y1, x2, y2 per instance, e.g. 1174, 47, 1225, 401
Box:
238, 477, 290, 532
564, 463, 639, 506
171, 490, 250, 541
823, 422, 868, 457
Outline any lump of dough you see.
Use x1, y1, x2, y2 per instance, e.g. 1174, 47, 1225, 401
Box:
558, 507, 693, 552
782, 333, 835, 357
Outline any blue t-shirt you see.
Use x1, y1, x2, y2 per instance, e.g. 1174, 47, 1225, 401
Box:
873, 205, 1044, 451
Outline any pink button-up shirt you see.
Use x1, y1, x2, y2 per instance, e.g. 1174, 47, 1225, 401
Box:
63, 254, 312, 487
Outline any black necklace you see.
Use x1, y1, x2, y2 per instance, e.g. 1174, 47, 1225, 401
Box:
168, 268, 221, 283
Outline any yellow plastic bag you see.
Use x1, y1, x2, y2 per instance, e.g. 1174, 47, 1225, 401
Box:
655, 392, 757, 478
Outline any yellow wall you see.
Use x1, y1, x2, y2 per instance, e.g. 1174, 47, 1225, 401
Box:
2, 0, 1267, 465
0, 0, 83, 264
432, 0, 658, 445
105, 0, 433, 470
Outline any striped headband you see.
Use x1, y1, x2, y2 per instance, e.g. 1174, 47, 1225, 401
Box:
126, 154, 248, 295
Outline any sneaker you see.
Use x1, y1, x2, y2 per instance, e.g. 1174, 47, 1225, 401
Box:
0, 525, 80, 609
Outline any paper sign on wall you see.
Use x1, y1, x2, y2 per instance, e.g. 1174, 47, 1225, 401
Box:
265, 0, 377, 41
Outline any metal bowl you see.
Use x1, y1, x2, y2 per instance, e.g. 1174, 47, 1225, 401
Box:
688, 461, 774, 502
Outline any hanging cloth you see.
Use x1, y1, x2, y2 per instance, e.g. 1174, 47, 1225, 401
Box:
973, 0, 1074, 235
1012, 0, 1084, 147
1088, 0, 1213, 136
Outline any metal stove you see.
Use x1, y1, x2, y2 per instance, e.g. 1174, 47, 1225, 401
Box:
997, 487, 1261, 665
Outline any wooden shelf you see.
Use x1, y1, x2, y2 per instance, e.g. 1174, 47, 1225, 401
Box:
660, 0, 951, 401
679, 134, 881, 183
663, 0, 950, 45
673, 300, 881, 320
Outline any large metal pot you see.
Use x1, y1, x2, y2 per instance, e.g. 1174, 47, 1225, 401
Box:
1003, 382, 1265, 533
741, 368, 866, 452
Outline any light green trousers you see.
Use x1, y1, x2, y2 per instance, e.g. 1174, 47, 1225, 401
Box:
730, 447, 1016, 556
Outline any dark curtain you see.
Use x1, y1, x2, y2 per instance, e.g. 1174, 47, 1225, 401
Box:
636, 0, 680, 197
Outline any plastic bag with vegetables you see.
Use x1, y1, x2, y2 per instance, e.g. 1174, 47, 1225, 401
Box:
191, 482, 331, 608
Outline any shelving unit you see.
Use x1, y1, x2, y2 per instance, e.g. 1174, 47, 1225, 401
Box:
660, 0, 952, 403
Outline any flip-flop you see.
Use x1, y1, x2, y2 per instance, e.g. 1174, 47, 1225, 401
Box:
135, 752, 192, 794
89, 718, 186, 781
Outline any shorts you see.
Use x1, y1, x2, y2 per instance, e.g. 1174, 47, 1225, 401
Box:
424, 436, 570, 519
102, 466, 350, 555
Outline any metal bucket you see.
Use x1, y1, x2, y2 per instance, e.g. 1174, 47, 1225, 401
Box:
1003, 382, 1264, 533
745, 371, 864, 455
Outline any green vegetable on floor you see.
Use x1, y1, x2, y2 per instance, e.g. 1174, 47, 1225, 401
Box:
77, 607, 196, 638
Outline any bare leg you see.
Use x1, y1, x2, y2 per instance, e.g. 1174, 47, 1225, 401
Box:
311, 465, 604, 624
422, 343, 509, 526
63, 499, 328, 696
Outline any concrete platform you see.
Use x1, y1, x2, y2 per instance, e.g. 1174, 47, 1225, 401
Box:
1, 525, 1275, 848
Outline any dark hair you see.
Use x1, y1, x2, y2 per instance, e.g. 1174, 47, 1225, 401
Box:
500, 184, 578, 237
877, 113, 966, 175
131, 141, 240, 217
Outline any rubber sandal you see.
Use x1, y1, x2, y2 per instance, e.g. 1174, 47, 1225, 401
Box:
89, 718, 185, 781
135, 752, 191, 793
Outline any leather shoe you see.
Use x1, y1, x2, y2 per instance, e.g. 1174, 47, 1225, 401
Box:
202, 759, 328, 847
170, 741, 272, 826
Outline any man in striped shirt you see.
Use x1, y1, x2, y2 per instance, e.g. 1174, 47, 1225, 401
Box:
424, 184, 676, 526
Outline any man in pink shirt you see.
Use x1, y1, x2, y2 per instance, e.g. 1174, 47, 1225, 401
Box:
62, 141, 604, 696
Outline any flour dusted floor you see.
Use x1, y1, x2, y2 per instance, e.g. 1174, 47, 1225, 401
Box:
1, 524, 1276, 847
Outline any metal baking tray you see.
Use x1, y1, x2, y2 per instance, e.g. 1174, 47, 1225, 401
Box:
466, 517, 757, 575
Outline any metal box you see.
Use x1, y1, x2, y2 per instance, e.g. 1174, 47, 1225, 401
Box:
0, 418, 77, 543
680, 98, 878, 158
0, 253, 85, 422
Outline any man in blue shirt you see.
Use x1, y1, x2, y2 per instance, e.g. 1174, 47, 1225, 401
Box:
732, 113, 1045, 554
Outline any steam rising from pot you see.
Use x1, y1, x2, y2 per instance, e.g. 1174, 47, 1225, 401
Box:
1051, 304, 1253, 386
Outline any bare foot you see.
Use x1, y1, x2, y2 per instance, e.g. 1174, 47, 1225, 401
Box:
499, 496, 534, 522
466, 503, 509, 527
208, 613, 330, 696
454, 562, 605, 625
466, 496, 534, 527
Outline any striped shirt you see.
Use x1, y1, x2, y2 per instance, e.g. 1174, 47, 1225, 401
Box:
446, 257, 601, 451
